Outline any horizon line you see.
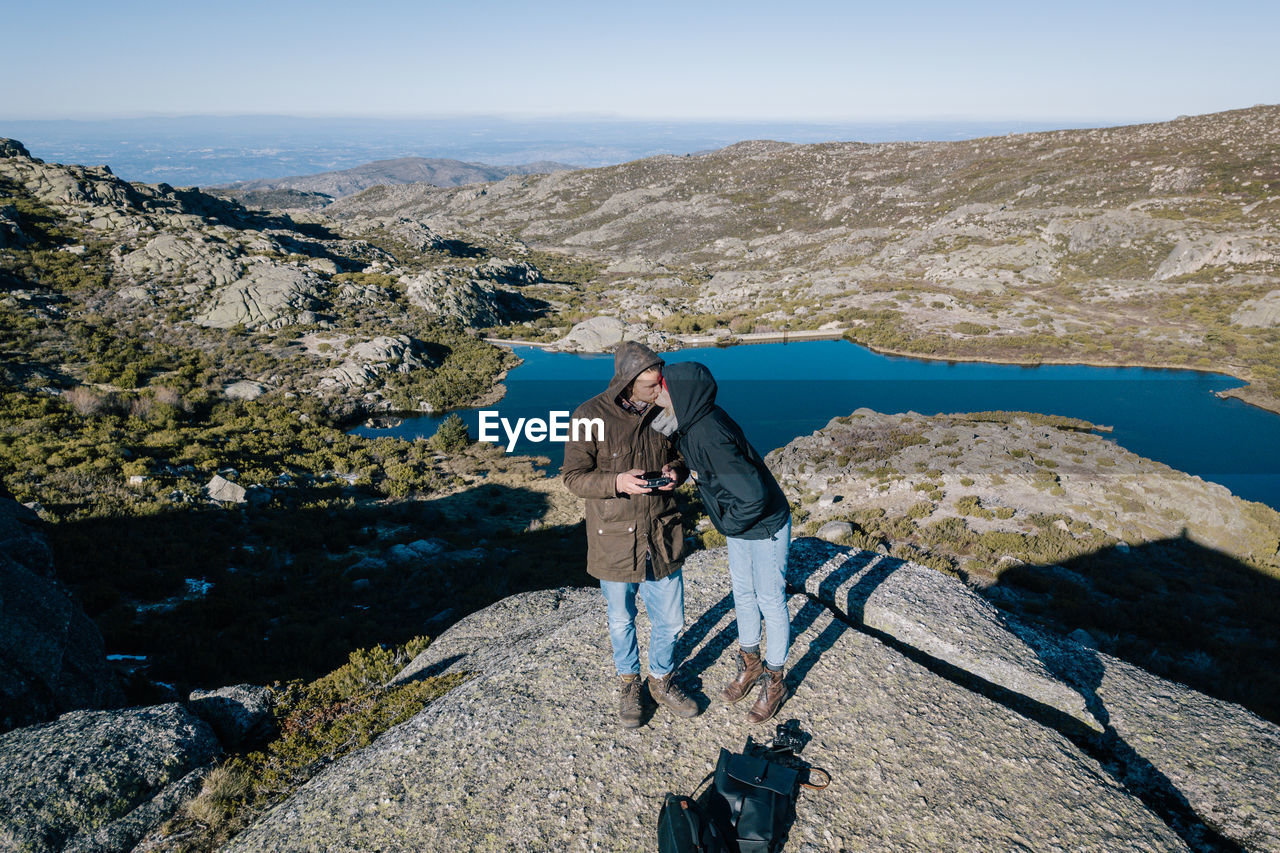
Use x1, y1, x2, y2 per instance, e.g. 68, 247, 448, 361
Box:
0, 110, 1185, 127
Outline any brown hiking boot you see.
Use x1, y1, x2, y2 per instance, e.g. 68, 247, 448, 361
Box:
746, 668, 789, 724
648, 672, 699, 719
618, 673, 643, 728
721, 648, 764, 704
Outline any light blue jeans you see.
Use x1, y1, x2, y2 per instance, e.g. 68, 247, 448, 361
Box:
726, 519, 791, 669
599, 562, 685, 677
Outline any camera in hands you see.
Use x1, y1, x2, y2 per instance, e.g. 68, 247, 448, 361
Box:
640, 471, 673, 490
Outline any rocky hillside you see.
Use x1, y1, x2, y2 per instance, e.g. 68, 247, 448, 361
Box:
0, 137, 560, 425
769, 408, 1280, 725
213, 542, 1280, 852
327, 105, 1280, 410
212, 156, 572, 209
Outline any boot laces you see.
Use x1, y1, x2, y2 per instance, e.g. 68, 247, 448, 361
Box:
659, 674, 690, 703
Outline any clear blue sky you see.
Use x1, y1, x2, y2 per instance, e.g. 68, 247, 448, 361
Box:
4, 0, 1276, 122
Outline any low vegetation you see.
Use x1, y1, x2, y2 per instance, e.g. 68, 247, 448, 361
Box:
157, 637, 465, 851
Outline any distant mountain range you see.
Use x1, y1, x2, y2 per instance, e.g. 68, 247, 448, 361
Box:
208, 156, 572, 209
0, 115, 1117, 186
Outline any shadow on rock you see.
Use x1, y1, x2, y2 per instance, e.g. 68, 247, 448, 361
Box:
785, 537, 1277, 853
994, 532, 1280, 725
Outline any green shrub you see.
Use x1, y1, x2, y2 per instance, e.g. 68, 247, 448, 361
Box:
165, 636, 463, 849
921, 516, 972, 548
429, 414, 471, 452
701, 528, 727, 549
956, 494, 995, 520
906, 501, 934, 519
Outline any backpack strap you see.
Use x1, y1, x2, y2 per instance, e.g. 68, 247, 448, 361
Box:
801, 767, 831, 791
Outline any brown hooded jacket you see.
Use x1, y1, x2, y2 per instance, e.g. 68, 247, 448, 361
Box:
560, 342, 687, 582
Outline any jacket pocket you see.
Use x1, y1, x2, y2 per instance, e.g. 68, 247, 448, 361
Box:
657, 512, 687, 566
588, 519, 638, 576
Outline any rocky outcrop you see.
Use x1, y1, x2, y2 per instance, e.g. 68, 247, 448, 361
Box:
118, 232, 243, 291
786, 539, 1280, 852
309, 334, 437, 391
0, 703, 220, 853
187, 684, 274, 748
225, 543, 1279, 852
549, 315, 670, 352
0, 500, 122, 733
1234, 289, 1280, 327
474, 257, 542, 287
1156, 236, 1279, 281
768, 408, 1280, 571
1, 138, 32, 159
193, 262, 329, 330
402, 268, 530, 327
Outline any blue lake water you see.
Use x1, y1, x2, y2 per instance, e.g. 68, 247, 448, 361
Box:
351, 340, 1280, 511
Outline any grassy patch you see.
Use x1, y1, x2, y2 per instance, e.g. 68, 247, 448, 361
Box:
158, 637, 465, 851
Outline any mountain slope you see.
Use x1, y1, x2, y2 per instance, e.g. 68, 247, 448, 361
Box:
326, 105, 1280, 411
214, 156, 572, 203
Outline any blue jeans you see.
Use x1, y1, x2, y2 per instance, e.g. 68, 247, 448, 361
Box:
726, 519, 791, 669
599, 563, 685, 677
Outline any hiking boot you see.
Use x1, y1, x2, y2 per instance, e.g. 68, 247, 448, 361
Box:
648, 672, 699, 719
618, 673, 643, 728
747, 668, 789, 724
721, 648, 764, 705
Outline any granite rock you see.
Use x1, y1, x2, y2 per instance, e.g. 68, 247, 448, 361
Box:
0, 703, 220, 853
225, 543, 1279, 852
0, 500, 122, 734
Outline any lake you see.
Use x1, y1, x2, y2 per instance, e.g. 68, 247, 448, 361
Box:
351, 340, 1280, 511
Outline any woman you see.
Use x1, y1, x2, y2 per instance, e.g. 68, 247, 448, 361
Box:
652, 361, 793, 723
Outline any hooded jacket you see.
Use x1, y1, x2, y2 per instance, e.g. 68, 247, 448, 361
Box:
661, 361, 790, 540
561, 342, 687, 582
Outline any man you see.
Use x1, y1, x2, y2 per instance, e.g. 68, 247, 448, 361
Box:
561, 341, 699, 728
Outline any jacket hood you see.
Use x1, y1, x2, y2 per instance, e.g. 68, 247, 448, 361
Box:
605, 341, 665, 402
662, 361, 717, 432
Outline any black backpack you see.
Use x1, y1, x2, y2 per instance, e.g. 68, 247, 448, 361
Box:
658, 723, 830, 853
657, 792, 729, 853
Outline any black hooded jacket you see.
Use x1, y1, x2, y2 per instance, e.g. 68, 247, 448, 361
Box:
662, 362, 790, 540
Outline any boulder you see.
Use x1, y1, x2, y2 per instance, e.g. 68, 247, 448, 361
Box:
475, 257, 542, 286
0, 703, 220, 853
205, 475, 247, 504
223, 380, 268, 400
187, 684, 274, 748
0, 204, 30, 249
0, 500, 122, 733
225, 543, 1280, 852
815, 520, 854, 542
